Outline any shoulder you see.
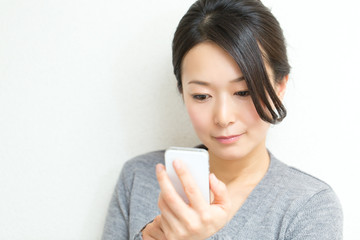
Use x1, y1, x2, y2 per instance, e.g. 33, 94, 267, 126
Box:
118, 150, 165, 189
268, 154, 343, 238
280, 161, 343, 215
270, 154, 335, 198
268, 153, 343, 217
122, 150, 165, 173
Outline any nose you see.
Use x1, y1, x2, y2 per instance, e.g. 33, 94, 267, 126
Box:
214, 95, 235, 128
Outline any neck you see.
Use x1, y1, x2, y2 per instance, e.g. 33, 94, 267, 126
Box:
209, 141, 270, 186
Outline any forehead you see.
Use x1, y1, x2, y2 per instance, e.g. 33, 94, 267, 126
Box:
181, 41, 275, 86
181, 42, 243, 84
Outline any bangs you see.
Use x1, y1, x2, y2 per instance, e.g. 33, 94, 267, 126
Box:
172, 0, 289, 124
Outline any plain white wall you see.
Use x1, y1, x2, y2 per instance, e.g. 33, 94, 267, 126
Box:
0, 0, 359, 239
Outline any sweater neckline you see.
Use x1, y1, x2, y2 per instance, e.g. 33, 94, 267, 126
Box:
214, 151, 286, 236
194, 144, 287, 235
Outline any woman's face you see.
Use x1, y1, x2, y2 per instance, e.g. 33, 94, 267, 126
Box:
181, 42, 282, 162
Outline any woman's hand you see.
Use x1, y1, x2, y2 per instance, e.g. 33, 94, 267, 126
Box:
156, 159, 232, 240
142, 215, 167, 240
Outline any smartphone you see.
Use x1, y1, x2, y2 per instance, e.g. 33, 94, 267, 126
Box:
165, 147, 210, 204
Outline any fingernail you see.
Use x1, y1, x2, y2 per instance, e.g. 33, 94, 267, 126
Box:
211, 173, 218, 184
156, 164, 163, 174
173, 159, 181, 170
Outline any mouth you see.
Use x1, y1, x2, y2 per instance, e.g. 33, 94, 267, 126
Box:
214, 134, 243, 144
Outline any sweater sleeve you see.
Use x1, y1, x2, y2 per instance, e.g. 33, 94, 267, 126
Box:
101, 162, 145, 240
101, 165, 131, 240
285, 188, 343, 240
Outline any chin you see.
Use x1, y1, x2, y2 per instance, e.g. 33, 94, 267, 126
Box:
220, 148, 249, 161
204, 141, 250, 161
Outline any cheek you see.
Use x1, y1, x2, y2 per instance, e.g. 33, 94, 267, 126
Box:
187, 105, 208, 132
241, 100, 269, 131
237, 100, 260, 125
184, 98, 210, 134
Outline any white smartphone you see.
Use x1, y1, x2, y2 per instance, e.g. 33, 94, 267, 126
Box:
165, 147, 210, 204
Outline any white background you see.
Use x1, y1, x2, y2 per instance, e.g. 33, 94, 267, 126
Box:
0, 0, 359, 239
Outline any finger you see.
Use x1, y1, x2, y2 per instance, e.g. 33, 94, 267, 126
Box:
172, 159, 208, 210
151, 216, 167, 240
142, 235, 156, 240
149, 227, 164, 239
158, 194, 181, 228
156, 164, 190, 216
142, 216, 167, 240
142, 222, 159, 240
209, 173, 230, 208
210, 190, 214, 203
160, 212, 186, 240
159, 214, 172, 239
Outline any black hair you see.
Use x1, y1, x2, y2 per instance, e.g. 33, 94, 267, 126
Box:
172, 0, 290, 124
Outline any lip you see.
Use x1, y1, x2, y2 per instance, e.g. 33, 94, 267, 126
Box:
214, 134, 243, 144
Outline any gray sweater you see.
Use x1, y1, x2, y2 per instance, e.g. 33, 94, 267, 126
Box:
102, 150, 343, 239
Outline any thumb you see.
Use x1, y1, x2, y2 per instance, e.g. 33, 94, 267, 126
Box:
209, 173, 229, 207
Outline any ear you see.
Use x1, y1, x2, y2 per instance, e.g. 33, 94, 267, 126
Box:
276, 75, 289, 101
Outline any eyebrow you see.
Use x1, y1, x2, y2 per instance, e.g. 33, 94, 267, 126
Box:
187, 76, 245, 86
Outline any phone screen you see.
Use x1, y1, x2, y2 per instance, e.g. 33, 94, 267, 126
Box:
165, 147, 210, 204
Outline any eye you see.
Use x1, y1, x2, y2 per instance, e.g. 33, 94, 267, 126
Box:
192, 94, 210, 101
235, 91, 250, 97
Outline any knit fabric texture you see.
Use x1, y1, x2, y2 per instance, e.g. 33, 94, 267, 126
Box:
101, 150, 343, 240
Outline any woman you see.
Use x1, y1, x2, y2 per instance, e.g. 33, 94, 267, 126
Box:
102, 0, 343, 239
